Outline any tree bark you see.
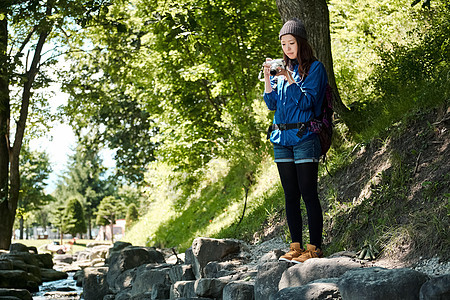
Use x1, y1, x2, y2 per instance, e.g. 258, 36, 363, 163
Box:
276, 0, 350, 117
0, 3, 52, 250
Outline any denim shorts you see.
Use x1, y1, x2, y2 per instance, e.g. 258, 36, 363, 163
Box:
273, 135, 321, 164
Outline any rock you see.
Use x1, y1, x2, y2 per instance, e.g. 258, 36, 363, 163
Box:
0, 288, 32, 300
420, 274, 450, 300
338, 267, 428, 300
254, 262, 289, 300
113, 268, 136, 293
170, 281, 197, 298
91, 245, 112, 260
0, 270, 39, 292
130, 266, 171, 297
106, 246, 165, 290
279, 257, 361, 289
169, 264, 195, 282
8, 244, 29, 253
259, 250, 284, 263
82, 267, 109, 300
272, 278, 341, 300
35, 254, 53, 269
40, 268, 68, 282
73, 269, 84, 287
53, 254, 73, 265
190, 237, 244, 279
222, 280, 255, 300
204, 261, 243, 279
0, 259, 13, 270
150, 283, 171, 299
194, 278, 229, 298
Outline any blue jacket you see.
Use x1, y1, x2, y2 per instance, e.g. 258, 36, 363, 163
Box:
264, 60, 328, 146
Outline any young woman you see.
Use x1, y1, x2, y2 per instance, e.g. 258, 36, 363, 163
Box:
263, 18, 328, 263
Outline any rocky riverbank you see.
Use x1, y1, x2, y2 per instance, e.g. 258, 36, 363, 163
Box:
75, 237, 449, 300
0, 243, 68, 300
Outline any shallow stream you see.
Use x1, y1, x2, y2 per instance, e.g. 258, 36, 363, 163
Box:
32, 272, 82, 300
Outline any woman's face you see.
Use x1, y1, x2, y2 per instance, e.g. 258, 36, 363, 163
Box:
281, 34, 298, 60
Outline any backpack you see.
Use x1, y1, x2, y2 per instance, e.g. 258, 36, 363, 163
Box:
308, 83, 333, 157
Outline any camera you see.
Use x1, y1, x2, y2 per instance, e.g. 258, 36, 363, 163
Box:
266, 59, 286, 76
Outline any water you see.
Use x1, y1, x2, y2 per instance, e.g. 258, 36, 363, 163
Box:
32, 272, 83, 300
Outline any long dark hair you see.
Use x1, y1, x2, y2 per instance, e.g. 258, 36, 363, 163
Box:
283, 35, 316, 79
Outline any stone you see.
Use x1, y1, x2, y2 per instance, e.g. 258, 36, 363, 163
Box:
170, 281, 197, 299
130, 267, 171, 297
338, 267, 428, 300
0, 288, 32, 300
0, 270, 39, 292
259, 250, 285, 263
420, 274, 450, 300
272, 278, 341, 300
82, 267, 109, 300
204, 261, 242, 279
194, 278, 229, 299
169, 264, 195, 282
91, 245, 112, 260
106, 246, 165, 290
279, 257, 361, 289
53, 254, 73, 265
40, 268, 68, 282
35, 254, 53, 269
254, 262, 290, 300
113, 268, 136, 292
222, 280, 255, 300
8, 244, 29, 253
0, 259, 12, 270
191, 237, 243, 279
150, 283, 171, 299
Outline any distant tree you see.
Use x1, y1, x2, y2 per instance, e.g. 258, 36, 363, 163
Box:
96, 196, 125, 243
17, 145, 53, 239
50, 205, 67, 245
54, 139, 113, 239
125, 203, 139, 231
65, 198, 87, 238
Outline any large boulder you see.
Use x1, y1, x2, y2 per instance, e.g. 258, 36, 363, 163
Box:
8, 244, 29, 253
189, 237, 244, 279
194, 278, 230, 299
82, 267, 109, 300
272, 278, 341, 300
130, 266, 171, 297
106, 246, 165, 292
0, 259, 13, 270
169, 264, 195, 282
420, 274, 450, 300
279, 257, 361, 289
35, 254, 53, 269
170, 281, 197, 299
254, 262, 290, 300
338, 267, 428, 300
40, 268, 68, 282
0, 270, 39, 292
222, 280, 255, 300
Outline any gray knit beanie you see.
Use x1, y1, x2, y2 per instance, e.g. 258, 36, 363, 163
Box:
279, 18, 307, 40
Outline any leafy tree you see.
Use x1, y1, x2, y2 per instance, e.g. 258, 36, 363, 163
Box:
96, 196, 125, 242
50, 205, 67, 245
0, 0, 111, 249
125, 203, 139, 230
54, 139, 113, 239
16, 144, 53, 239
65, 198, 87, 238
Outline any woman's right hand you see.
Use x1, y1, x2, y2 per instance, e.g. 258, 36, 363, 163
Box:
263, 58, 273, 77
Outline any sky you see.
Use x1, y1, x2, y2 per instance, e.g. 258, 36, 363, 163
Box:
29, 85, 115, 194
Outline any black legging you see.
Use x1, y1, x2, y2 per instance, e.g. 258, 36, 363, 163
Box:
277, 162, 323, 249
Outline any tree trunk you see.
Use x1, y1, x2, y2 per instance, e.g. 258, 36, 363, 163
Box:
0, 3, 52, 250
0, 10, 13, 251
19, 217, 24, 240
276, 0, 350, 117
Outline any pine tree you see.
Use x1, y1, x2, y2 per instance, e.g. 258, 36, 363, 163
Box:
65, 198, 87, 238
96, 196, 125, 242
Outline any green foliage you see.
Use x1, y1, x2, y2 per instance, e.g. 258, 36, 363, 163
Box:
96, 196, 125, 226
65, 198, 87, 237
125, 203, 139, 230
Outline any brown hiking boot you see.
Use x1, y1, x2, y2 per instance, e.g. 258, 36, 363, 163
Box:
292, 244, 323, 264
279, 242, 304, 262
